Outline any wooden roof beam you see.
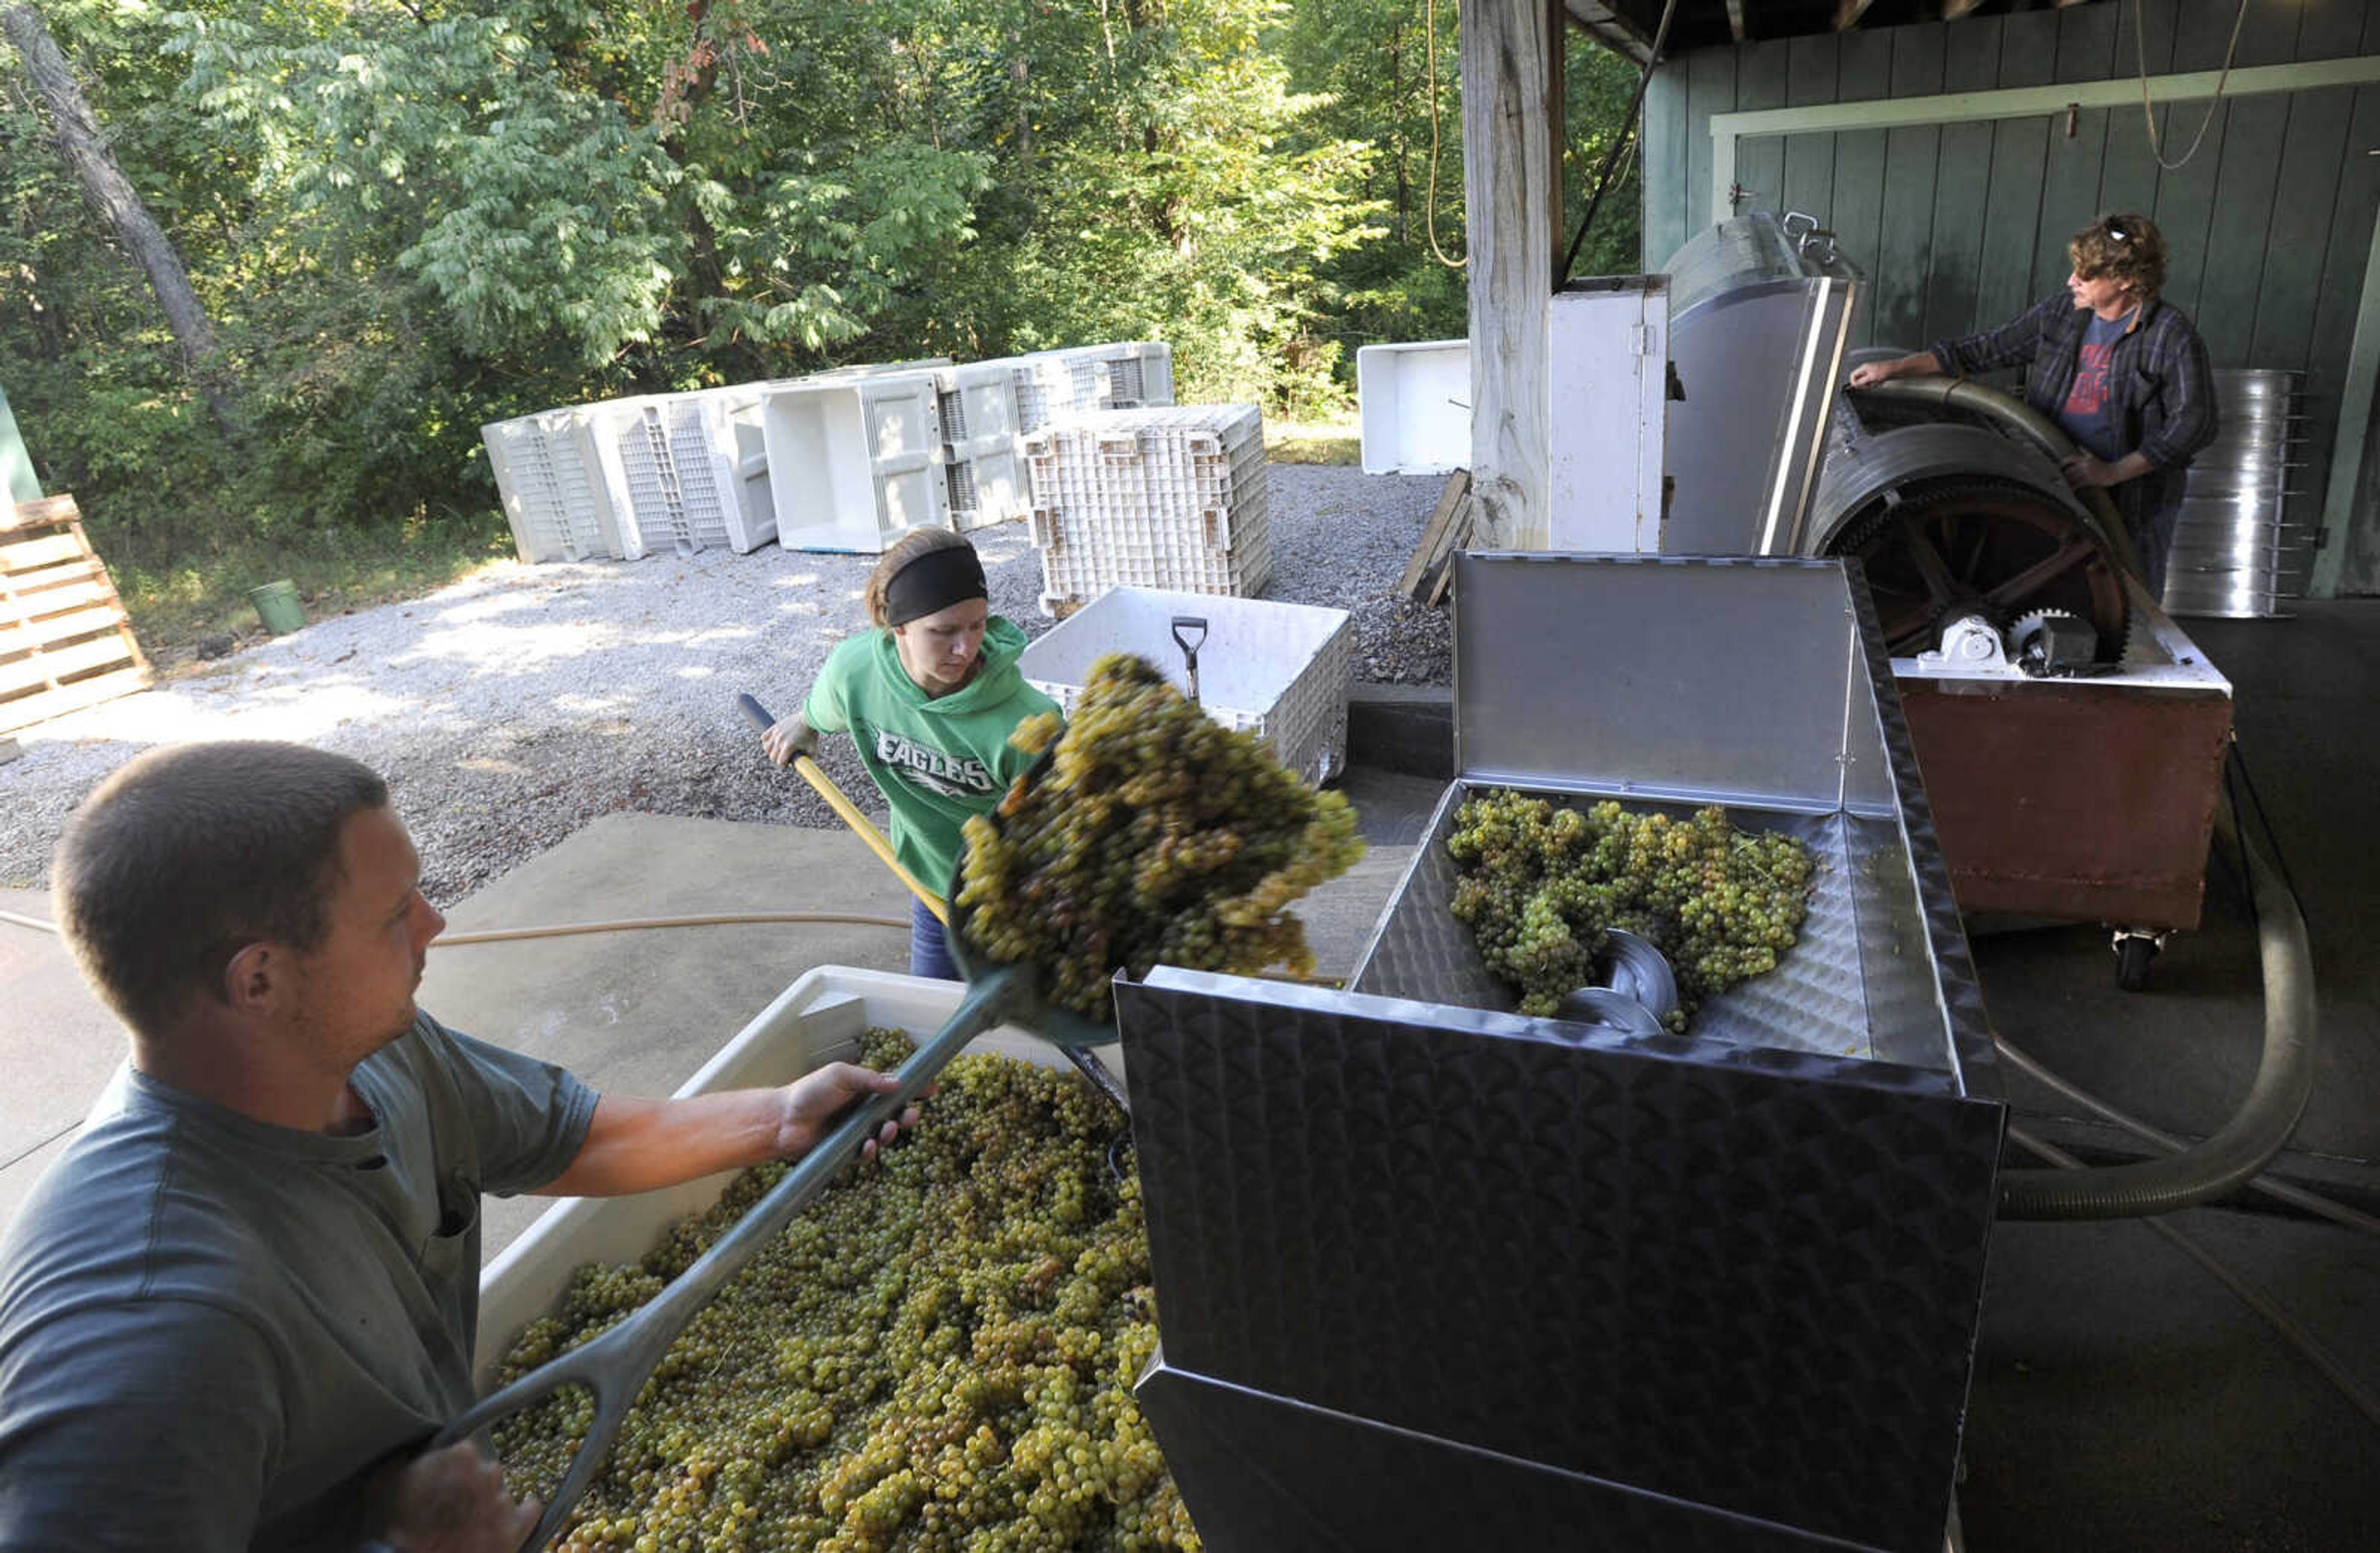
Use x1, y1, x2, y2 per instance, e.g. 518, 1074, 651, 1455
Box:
1561, 2, 1657, 67
1726, 0, 1750, 44
1833, 0, 1876, 31
1944, 0, 1988, 19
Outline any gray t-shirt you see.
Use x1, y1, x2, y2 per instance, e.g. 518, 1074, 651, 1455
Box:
0, 1011, 597, 1551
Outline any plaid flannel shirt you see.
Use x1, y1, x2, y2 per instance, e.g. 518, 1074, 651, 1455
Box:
1931, 294, 2219, 537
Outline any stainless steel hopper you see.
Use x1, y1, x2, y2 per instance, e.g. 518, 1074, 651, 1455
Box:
1114, 554, 2002, 1552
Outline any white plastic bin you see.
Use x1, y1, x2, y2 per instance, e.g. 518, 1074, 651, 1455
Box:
482, 408, 628, 565
1025, 403, 1270, 615
759, 373, 949, 552
1356, 339, 1470, 475
474, 967, 1117, 1388
1018, 587, 1354, 785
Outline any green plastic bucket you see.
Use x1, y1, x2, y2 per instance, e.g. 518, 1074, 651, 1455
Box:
247, 579, 306, 635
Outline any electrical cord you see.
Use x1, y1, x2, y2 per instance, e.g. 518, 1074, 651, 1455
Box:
1422, 0, 1465, 270
2006, 1124, 2380, 1429
2134, 0, 2251, 172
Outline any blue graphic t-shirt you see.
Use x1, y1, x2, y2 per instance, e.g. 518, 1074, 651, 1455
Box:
2057, 309, 2133, 464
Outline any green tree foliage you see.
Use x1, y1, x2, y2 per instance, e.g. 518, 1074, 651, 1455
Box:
1282, 1, 1647, 357
0, 0, 1641, 584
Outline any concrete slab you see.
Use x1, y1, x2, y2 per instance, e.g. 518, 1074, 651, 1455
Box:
0, 887, 128, 1228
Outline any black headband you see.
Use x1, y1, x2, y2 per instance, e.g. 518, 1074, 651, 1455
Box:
884, 543, 987, 626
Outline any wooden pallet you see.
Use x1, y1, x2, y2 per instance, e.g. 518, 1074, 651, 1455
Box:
1401, 470, 1473, 608
2, 495, 151, 735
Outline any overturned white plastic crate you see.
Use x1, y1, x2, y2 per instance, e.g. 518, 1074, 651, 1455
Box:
933, 361, 1030, 531
1357, 338, 1470, 475
482, 408, 629, 564
759, 372, 948, 552
604, 389, 777, 556
1002, 341, 1176, 433
1018, 586, 1353, 785
1025, 403, 1269, 616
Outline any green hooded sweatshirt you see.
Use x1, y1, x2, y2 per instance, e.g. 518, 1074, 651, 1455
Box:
804, 615, 1059, 897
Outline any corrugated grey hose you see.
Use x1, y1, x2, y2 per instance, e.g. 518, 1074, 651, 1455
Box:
1995, 766, 2317, 1220
1844, 373, 2148, 579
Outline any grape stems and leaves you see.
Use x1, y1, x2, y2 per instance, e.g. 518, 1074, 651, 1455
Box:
957, 652, 1367, 1022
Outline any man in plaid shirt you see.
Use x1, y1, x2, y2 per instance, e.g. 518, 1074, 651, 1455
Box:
1849, 212, 2218, 597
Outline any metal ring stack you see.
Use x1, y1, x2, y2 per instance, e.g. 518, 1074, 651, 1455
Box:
2164, 368, 2306, 619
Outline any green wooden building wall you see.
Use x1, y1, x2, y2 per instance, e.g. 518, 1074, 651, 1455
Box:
1640, 0, 2380, 597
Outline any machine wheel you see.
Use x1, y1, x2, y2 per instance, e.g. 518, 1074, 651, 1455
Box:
1819, 477, 2131, 661
2114, 933, 2160, 992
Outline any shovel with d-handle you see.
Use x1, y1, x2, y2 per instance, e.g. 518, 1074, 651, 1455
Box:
737, 693, 1129, 1118
1170, 615, 1208, 706
435, 717, 1124, 1552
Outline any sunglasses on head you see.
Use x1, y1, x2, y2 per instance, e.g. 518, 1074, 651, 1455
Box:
2104, 220, 2133, 244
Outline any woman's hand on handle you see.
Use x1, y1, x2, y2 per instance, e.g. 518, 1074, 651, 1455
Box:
762, 713, 819, 767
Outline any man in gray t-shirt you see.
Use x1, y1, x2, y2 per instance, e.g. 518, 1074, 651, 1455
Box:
0, 743, 920, 1551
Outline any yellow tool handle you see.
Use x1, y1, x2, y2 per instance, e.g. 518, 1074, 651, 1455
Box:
741, 690, 950, 926
793, 753, 950, 926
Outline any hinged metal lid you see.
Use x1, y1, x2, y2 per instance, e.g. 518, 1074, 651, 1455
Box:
1452, 552, 1895, 816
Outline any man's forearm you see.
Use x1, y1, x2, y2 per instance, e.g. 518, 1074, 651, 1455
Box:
537, 1092, 788, 1197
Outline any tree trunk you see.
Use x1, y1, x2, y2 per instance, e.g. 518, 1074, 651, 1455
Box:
4, 3, 235, 433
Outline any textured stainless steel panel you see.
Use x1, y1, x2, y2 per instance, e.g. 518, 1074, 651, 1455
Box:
1137, 1360, 1869, 1552
1116, 971, 2003, 1553
1453, 553, 1881, 812
1423, 553, 1980, 1075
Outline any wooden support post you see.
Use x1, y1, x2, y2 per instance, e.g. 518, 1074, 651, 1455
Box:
1461, 0, 1561, 551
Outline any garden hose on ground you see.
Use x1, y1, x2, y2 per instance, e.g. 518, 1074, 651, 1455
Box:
2007, 1124, 2380, 1430
1994, 772, 2318, 1220
1, 907, 909, 944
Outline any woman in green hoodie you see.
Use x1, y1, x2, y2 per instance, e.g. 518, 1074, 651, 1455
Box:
761, 528, 1059, 979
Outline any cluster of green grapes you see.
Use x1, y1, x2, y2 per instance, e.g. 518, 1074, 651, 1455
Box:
493, 1029, 1199, 1552
1447, 791, 1816, 1024
956, 652, 1366, 1021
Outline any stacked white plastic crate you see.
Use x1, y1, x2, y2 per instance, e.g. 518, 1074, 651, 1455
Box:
607, 388, 777, 557
480, 346, 1173, 563
1005, 342, 1174, 433
1023, 403, 1268, 617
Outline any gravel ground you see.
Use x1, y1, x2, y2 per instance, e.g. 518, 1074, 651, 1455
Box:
0, 464, 1449, 901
